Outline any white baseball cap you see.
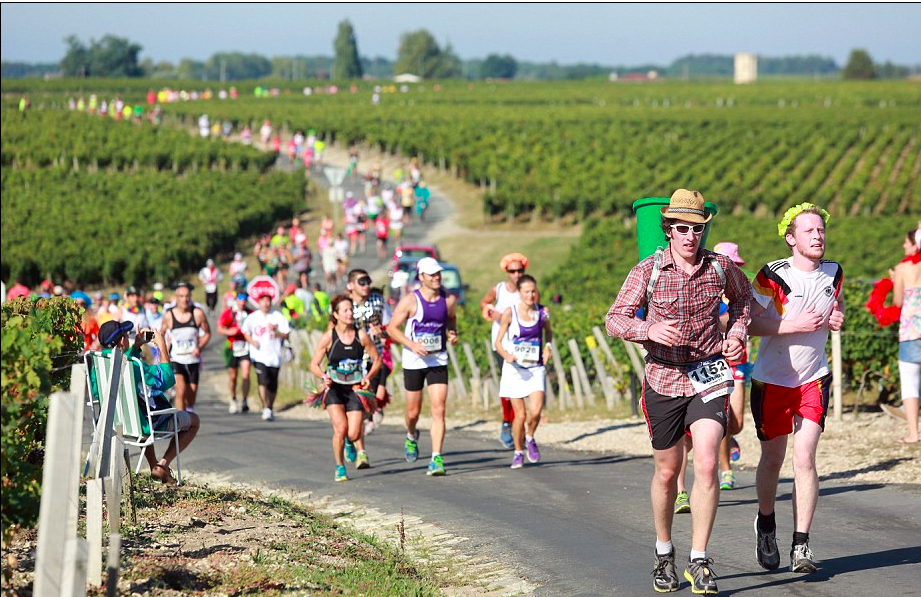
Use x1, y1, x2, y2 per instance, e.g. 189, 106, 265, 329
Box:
416, 257, 443, 275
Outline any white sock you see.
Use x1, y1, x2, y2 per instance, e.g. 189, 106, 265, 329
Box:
526, 434, 534, 443
515, 450, 524, 456
656, 540, 673, 556
689, 549, 707, 562
407, 431, 416, 440
431, 452, 441, 459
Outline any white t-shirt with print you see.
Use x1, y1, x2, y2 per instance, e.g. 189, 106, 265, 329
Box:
751, 258, 843, 388
241, 309, 290, 368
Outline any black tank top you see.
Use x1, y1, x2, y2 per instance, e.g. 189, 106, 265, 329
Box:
328, 328, 363, 384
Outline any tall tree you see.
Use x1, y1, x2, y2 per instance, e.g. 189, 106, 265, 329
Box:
481, 54, 518, 79
433, 43, 463, 79
395, 29, 442, 78
59, 35, 89, 77
843, 49, 876, 80
59, 34, 142, 77
333, 20, 363, 80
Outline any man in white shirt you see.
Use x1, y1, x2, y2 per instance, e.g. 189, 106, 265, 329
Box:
748, 203, 844, 576
241, 291, 290, 421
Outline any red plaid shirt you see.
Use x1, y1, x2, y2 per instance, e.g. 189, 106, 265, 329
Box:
605, 246, 751, 397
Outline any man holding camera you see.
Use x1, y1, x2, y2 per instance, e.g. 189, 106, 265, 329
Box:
97, 320, 200, 486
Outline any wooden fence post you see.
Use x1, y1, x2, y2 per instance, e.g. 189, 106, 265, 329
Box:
462, 342, 482, 409
587, 343, 615, 410
105, 535, 121, 597
568, 339, 594, 405
34, 382, 84, 597
621, 340, 646, 382
570, 366, 586, 409
549, 342, 571, 410
484, 339, 500, 402
59, 539, 88, 597
592, 326, 622, 370
446, 343, 467, 400
832, 330, 842, 421
86, 478, 104, 586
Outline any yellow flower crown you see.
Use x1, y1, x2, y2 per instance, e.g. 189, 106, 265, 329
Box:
778, 203, 830, 238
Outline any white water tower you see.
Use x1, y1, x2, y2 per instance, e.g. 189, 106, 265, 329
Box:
734, 53, 757, 84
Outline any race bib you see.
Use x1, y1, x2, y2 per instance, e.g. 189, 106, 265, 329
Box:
173, 338, 196, 356
686, 357, 733, 397
329, 359, 362, 385
513, 340, 540, 367
418, 333, 443, 354
232, 340, 248, 357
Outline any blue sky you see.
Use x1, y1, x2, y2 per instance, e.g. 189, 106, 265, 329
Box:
2, 3, 919, 66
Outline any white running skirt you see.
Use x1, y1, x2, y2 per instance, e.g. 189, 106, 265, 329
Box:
499, 362, 546, 399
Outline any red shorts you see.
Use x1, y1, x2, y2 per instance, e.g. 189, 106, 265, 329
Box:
750, 373, 831, 441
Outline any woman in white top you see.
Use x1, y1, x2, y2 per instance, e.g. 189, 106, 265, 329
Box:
495, 274, 552, 469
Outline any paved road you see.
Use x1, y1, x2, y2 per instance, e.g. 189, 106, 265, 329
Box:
169, 156, 921, 595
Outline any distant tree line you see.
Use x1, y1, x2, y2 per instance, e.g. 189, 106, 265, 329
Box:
4, 29, 916, 81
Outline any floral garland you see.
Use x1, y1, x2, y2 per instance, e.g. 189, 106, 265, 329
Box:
865, 253, 921, 327
777, 202, 831, 238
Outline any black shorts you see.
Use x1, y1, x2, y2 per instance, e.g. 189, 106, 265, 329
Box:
205, 291, 218, 310
641, 382, 728, 451
171, 361, 201, 385
325, 384, 364, 412
228, 354, 250, 369
254, 362, 280, 393
404, 365, 448, 392
368, 363, 391, 393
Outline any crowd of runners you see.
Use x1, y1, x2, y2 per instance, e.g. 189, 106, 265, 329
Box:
5, 121, 919, 593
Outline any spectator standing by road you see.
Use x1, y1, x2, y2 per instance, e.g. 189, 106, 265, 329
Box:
199, 258, 223, 315
889, 228, 921, 443
120, 285, 149, 341
605, 190, 751, 595
748, 202, 844, 576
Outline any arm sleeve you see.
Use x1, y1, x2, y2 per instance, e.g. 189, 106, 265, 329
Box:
605, 263, 653, 342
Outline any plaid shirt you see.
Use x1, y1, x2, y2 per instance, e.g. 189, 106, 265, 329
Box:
605, 246, 751, 397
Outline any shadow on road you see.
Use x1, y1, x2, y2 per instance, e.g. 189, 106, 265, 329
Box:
562, 421, 647, 444
717, 546, 921, 595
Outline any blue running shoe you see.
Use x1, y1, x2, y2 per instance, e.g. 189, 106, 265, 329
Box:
729, 436, 741, 462
344, 439, 357, 463
499, 421, 514, 449
334, 465, 348, 482
427, 454, 446, 476
404, 430, 420, 463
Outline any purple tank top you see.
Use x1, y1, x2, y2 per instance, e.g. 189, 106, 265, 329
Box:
409, 289, 447, 353
511, 304, 544, 366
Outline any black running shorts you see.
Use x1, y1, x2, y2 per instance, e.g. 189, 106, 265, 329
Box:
253, 362, 280, 393
325, 384, 364, 412
171, 361, 201, 385
641, 383, 728, 450
404, 365, 448, 392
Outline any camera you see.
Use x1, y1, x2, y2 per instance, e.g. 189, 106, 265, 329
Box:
141, 330, 155, 342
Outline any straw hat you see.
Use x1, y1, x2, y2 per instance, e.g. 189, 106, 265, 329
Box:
660, 189, 712, 224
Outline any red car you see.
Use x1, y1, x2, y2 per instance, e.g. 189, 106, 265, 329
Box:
392, 244, 439, 265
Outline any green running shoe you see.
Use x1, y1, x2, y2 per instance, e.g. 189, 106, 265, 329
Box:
355, 451, 370, 469
427, 454, 446, 476
404, 431, 419, 463
674, 491, 691, 514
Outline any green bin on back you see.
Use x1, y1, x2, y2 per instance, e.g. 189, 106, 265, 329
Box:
631, 197, 719, 261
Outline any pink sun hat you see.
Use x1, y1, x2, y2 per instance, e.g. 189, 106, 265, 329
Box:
713, 242, 745, 265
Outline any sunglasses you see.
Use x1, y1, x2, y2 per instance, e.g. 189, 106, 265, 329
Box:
506, 268, 524, 274
356, 276, 372, 286
670, 224, 706, 235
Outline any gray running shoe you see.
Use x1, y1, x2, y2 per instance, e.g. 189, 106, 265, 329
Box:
651, 550, 680, 593
683, 558, 718, 595
790, 543, 818, 574
755, 516, 781, 570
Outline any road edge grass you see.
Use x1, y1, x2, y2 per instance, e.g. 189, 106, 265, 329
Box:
110, 475, 447, 596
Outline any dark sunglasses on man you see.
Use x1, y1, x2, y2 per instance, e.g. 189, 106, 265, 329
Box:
356, 276, 372, 286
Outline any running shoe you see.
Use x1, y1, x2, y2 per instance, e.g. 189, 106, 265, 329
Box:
344, 439, 357, 463
364, 419, 375, 436
355, 451, 370, 469
261, 408, 274, 421
790, 543, 818, 574
240, 400, 250, 413
755, 516, 781, 570
334, 465, 348, 482
427, 454, 446, 476
683, 558, 718, 595
729, 436, 741, 461
651, 550, 680, 593
526, 438, 541, 463
229, 399, 239, 414
499, 421, 514, 448
720, 470, 735, 491
404, 431, 420, 463
674, 491, 691, 514
511, 452, 524, 469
